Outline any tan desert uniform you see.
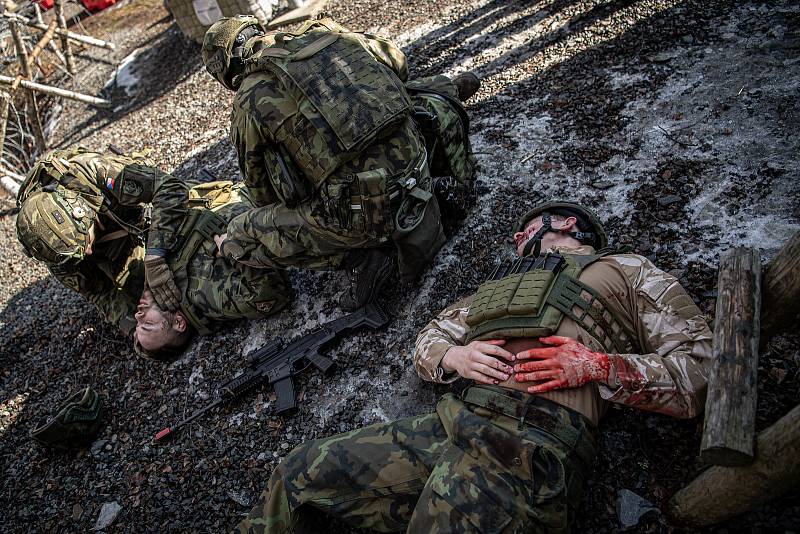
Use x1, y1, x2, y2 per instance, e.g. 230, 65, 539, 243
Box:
415, 245, 715, 424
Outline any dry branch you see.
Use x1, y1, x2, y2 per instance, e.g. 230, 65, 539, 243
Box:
55, 0, 75, 73
0, 75, 111, 108
27, 21, 58, 73
2, 12, 116, 50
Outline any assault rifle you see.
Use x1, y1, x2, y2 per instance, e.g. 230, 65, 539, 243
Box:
154, 302, 390, 442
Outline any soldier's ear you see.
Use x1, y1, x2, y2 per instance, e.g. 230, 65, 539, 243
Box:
173, 313, 188, 333
560, 216, 579, 231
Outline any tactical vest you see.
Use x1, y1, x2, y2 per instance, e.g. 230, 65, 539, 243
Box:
241, 25, 412, 194
465, 253, 639, 354
167, 181, 238, 335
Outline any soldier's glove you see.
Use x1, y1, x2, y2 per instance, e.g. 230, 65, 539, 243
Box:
513, 336, 612, 394
144, 255, 182, 311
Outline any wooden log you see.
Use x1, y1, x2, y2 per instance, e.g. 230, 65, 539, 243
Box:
699, 247, 761, 466
55, 0, 75, 74
7, 19, 46, 149
0, 91, 10, 167
27, 20, 58, 72
761, 231, 800, 342
2, 12, 116, 50
667, 403, 800, 527
0, 75, 111, 108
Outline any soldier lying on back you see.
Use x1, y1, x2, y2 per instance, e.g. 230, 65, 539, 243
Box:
17, 170, 292, 359
202, 16, 479, 311
234, 200, 715, 533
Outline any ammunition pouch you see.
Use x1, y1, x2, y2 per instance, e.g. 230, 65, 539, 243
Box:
265, 144, 314, 208
392, 186, 446, 283
466, 254, 638, 353
354, 168, 396, 236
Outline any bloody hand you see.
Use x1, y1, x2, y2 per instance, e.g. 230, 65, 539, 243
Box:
514, 336, 611, 394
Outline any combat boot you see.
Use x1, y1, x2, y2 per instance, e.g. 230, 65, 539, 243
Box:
451, 72, 481, 102
340, 247, 395, 311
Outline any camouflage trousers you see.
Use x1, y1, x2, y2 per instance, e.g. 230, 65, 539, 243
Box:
236, 386, 597, 533
223, 115, 431, 272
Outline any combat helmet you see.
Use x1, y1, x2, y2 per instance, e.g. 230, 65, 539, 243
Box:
202, 15, 265, 91
30, 386, 105, 449
515, 200, 608, 257
16, 187, 97, 264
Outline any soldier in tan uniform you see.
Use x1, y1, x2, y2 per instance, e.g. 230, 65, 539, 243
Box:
235, 201, 714, 533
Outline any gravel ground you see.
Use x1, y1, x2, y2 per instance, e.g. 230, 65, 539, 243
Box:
1, 0, 799, 532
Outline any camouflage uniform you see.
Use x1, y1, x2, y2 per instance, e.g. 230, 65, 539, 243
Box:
237, 245, 713, 533
218, 18, 475, 279
170, 182, 292, 333
16, 148, 189, 334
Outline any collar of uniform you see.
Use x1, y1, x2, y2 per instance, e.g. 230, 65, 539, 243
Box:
542, 244, 596, 255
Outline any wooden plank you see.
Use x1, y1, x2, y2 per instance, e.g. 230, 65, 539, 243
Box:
699, 247, 761, 466
761, 231, 800, 342
667, 403, 800, 527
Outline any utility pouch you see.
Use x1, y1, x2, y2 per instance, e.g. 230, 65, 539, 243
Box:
356, 168, 393, 236
323, 181, 352, 229
392, 186, 446, 282
264, 145, 313, 207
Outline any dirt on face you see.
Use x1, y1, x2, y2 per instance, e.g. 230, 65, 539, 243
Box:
0, 1, 798, 532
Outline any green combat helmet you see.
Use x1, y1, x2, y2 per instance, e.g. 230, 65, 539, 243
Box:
30, 387, 105, 449
16, 187, 97, 265
202, 15, 265, 91
516, 200, 608, 257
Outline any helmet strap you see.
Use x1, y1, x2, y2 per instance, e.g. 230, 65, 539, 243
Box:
521, 212, 552, 257
520, 212, 597, 257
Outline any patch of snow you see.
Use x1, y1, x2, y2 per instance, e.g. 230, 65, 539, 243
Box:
104, 48, 144, 101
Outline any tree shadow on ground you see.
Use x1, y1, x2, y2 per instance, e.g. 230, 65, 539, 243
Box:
57, 25, 203, 149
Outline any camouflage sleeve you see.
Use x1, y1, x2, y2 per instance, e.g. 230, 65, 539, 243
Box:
353, 32, 409, 81
413, 296, 474, 383
50, 263, 137, 334
600, 255, 715, 418
97, 156, 189, 252
230, 111, 279, 206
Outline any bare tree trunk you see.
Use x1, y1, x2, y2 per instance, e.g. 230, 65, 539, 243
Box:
8, 19, 46, 149
55, 0, 76, 73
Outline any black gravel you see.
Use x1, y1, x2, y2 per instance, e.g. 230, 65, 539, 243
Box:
1, 0, 798, 532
